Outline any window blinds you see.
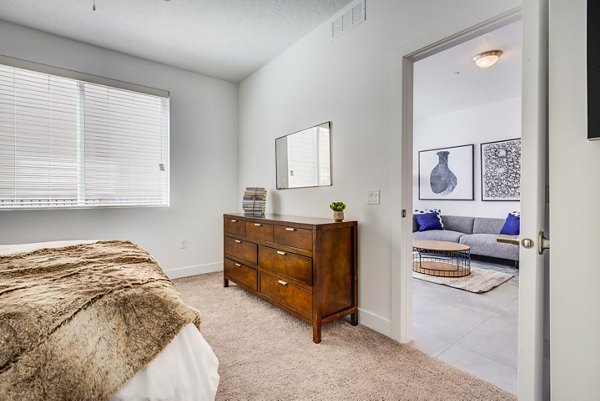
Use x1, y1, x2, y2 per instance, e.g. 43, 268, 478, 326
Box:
286, 125, 331, 188
0, 63, 169, 209
317, 125, 331, 185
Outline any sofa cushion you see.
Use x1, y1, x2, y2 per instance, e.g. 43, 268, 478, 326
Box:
414, 209, 444, 229
412, 230, 464, 243
459, 234, 519, 261
473, 217, 505, 235
499, 212, 521, 235
414, 212, 444, 232
441, 215, 475, 234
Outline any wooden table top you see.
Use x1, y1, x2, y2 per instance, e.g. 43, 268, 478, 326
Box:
413, 240, 470, 252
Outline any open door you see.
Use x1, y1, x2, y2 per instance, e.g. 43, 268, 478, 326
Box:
393, 4, 548, 397
395, 0, 600, 398
518, 0, 549, 400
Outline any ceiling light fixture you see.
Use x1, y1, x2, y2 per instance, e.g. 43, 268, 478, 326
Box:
472, 50, 503, 68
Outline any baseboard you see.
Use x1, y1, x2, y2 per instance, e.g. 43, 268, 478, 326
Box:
164, 262, 223, 279
358, 308, 392, 337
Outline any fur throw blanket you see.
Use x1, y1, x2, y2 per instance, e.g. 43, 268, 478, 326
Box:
0, 240, 201, 401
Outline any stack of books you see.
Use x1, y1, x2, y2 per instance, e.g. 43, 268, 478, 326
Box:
242, 187, 266, 216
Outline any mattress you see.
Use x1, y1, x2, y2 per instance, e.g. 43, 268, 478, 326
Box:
0, 240, 219, 401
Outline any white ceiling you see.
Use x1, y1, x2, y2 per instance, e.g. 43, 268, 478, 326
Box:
0, 0, 352, 83
414, 20, 522, 121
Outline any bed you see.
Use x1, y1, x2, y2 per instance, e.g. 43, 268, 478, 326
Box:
0, 240, 219, 401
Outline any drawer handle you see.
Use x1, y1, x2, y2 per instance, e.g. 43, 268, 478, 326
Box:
276, 250, 287, 256
285, 227, 296, 232
254, 223, 262, 227
277, 280, 288, 286
234, 239, 242, 244
234, 263, 242, 267
230, 219, 238, 223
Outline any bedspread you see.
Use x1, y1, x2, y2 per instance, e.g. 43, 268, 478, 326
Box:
0, 240, 201, 401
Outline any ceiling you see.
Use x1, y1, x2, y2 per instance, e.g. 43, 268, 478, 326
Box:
414, 20, 522, 121
0, 0, 352, 83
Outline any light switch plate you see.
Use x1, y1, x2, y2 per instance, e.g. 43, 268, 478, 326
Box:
368, 190, 380, 205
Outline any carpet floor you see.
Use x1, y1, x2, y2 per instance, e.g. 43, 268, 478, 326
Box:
174, 272, 516, 401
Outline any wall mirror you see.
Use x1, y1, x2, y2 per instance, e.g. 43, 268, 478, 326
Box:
276, 122, 331, 189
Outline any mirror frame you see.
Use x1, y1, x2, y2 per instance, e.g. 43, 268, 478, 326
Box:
275, 121, 332, 190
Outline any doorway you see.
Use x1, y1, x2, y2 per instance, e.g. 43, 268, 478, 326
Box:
397, 9, 523, 395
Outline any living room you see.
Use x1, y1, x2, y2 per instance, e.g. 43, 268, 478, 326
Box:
410, 19, 522, 394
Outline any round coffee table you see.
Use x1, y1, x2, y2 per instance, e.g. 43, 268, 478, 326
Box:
412, 240, 471, 277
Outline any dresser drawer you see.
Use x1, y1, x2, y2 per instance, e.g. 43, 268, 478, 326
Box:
224, 217, 246, 236
224, 236, 258, 264
224, 258, 257, 290
273, 225, 312, 251
260, 271, 312, 318
258, 246, 312, 285
246, 222, 274, 242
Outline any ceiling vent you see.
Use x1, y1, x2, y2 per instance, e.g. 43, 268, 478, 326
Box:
332, 0, 366, 39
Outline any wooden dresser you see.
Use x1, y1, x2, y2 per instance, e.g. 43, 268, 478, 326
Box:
223, 213, 358, 343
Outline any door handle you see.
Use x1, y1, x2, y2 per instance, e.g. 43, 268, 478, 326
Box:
538, 231, 550, 255
497, 235, 535, 249
497, 233, 548, 253
496, 235, 520, 246
234, 239, 242, 244
277, 280, 288, 286
276, 250, 287, 256
522, 238, 534, 249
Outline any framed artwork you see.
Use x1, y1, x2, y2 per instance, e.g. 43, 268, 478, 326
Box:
418, 144, 474, 201
480, 138, 521, 201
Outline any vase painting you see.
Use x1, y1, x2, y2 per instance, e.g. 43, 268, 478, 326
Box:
430, 151, 457, 195
418, 144, 474, 200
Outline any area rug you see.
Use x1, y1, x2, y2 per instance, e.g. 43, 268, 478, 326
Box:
174, 272, 516, 401
413, 266, 514, 293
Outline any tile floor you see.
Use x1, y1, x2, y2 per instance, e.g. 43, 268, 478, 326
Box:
411, 260, 519, 395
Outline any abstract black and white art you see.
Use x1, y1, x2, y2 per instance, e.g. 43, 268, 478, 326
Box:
418, 144, 474, 200
480, 139, 521, 201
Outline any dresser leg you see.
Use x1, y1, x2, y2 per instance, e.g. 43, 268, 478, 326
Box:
224, 277, 229, 288
312, 320, 322, 344
350, 312, 358, 326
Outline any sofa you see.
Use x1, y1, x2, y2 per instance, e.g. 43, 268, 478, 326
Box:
412, 214, 519, 263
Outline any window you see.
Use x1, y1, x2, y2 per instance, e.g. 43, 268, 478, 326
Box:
0, 60, 169, 209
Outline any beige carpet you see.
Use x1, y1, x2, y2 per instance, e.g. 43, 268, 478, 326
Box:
174, 272, 516, 401
413, 266, 514, 293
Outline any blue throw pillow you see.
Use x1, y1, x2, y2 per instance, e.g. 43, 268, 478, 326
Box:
414, 211, 444, 232
499, 212, 520, 236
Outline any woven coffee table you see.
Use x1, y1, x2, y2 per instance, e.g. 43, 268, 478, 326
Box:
412, 240, 471, 278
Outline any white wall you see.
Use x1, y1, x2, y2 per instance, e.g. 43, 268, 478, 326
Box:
549, 0, 600, 397
238, 0, 520, 335
413, 97, 521, 218
0, 21, 239, 277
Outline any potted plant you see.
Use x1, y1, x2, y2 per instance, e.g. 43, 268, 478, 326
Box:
330, 201, 346, 222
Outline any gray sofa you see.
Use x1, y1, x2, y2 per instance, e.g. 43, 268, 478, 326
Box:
413, 215, 519, 263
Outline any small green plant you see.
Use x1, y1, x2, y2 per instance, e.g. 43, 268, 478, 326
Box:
329, 201, 346, 212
